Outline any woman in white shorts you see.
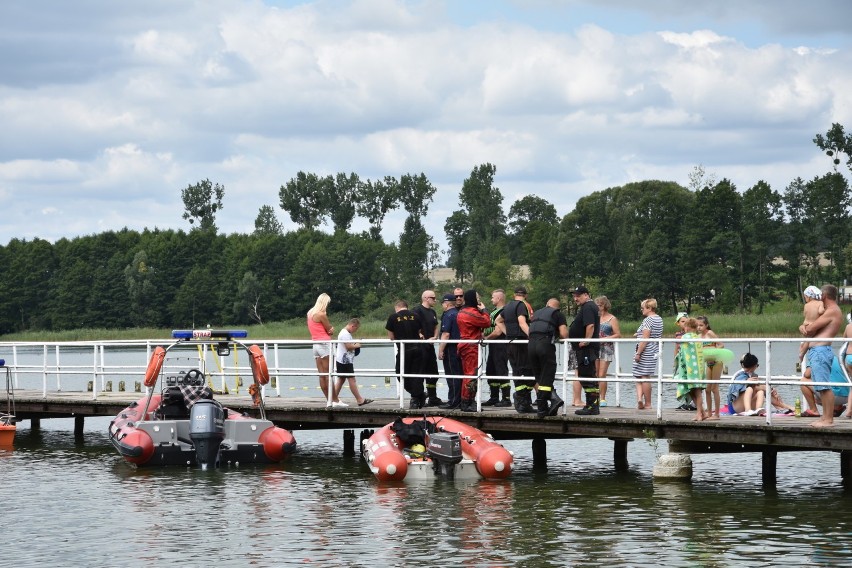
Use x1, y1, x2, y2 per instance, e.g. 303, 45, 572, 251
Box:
307, 293, 337, 406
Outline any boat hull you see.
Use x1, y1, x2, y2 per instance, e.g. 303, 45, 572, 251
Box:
0, 424, 14, 448
362, 416, 513, 482
109, 395, 296, 468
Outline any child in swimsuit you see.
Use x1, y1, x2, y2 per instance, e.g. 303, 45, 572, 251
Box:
798, 285, 825, 374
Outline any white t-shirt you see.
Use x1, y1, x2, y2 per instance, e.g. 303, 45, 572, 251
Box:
336, 327, 356, 365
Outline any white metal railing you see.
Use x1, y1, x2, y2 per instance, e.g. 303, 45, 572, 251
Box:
1, 336, 848, 425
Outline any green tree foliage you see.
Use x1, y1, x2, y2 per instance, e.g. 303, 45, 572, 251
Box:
356, 176, 400, 240
330, 172, 360, 233
254, 205, 284, 236
181, 179, 224, 232
279, 171, 332, 231
814, 123, 852, 174
741, 181, 783, 312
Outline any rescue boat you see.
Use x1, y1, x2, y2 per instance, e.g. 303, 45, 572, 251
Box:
362, 416, 513, 481
1, 358, 14, 448
108, 330, 296, 469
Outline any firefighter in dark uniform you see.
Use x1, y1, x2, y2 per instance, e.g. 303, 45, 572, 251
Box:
497, 286, 535, 413
412, 289, 443, 406
528, 298, 569, 418
385, 299, 425, 408
483, 288, 511, 407
569, 285, 601, 415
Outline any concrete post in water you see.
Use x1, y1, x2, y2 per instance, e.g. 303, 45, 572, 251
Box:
105, 380, 112, 392
841, 450, 852, 485
74, 416, 85, 438
613, 438, 629, 471
653, 453, 693, 480
762, 449, 777, 487
118, 380, 125, 392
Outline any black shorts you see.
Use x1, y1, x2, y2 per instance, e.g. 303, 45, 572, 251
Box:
336, 361, 355, 378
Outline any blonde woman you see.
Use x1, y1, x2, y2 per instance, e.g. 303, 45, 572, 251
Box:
307, 293, 340, 407
632, 298, 663, 410
595, 296, 620, 407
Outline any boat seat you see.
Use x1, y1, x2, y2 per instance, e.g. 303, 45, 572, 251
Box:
156, 386, 190, 419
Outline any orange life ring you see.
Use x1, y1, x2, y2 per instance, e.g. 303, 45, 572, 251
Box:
143, 346, 166, 388
248, 345, 270, 385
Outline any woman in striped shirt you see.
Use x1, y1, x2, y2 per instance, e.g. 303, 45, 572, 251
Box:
633, 298, 663, 410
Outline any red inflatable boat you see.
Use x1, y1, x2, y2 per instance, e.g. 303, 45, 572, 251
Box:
109, 330, 296, 468
363, 416, 513, 481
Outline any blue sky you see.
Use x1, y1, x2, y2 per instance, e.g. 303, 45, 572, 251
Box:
1, 0, 851, 253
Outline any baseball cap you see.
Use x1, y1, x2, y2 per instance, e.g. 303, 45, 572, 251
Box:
571, 285, 589, 295
675, 311, 688, 324
442, 293, 456, 302
514, 286, 528, 295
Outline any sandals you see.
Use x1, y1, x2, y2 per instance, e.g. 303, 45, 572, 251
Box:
358, 398, 374, 406
801, 409, 820, 417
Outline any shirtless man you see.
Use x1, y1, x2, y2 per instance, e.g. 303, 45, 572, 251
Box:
799, 284, 843, 428
797, 285, 825, 373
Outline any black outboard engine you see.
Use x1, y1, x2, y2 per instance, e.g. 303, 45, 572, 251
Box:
426, 432, 463, 479
189, 399, 225, 470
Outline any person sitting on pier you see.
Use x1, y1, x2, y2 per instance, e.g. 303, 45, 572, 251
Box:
727, 353, 796, 416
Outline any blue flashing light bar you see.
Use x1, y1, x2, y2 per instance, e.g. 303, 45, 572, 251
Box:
171, 330, 248, 340
0, 358, 5, 367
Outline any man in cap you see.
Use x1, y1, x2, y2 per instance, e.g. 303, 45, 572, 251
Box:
438, 293, 463, 409
569, 285, 601, 415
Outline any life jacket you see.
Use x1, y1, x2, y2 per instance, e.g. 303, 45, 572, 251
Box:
503, 300, 532, 339
529, 306, 558, 338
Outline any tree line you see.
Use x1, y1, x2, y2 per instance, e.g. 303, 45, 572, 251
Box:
1, 125, 851, 334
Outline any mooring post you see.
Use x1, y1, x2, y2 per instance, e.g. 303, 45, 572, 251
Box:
532, 436, 547, 471
840, 450, 852, 484
30, 417, 40, 430
343, 429, 355, 456
613, 439, 629, 471
74, 415, 85, 438
761, 449, 777, 487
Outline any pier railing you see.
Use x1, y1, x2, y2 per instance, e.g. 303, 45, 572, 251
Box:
0, 336, 848, 424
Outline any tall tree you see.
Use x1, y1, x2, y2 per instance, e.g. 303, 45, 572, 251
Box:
356, 176, 400, 239
455, 163, 508, 285
329, 172, 360, 233
181, 179, 224, 232
741, 180, 783, 312
254, 205, 284, 236
814, 123, 852, 175
279, 171, 332, 231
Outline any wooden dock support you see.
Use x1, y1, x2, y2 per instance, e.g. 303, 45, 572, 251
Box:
30, 417, 40, 430
613, 439, 629, 471
74, 416, 85, 438
532, 436, 547, 471
358, 429, 374, 461
343, 429, 355, 456
762, 449, 777, 487
841, 450, 852, 484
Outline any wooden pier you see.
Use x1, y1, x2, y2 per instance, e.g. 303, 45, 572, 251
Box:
9, 390, 852, 485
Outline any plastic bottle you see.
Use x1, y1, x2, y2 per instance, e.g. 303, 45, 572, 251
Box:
794, 397, 802, 417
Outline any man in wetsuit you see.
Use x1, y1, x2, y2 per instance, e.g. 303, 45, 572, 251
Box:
456, 290, 492, 412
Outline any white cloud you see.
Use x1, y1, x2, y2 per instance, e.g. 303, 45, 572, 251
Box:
0, 0, 849, 249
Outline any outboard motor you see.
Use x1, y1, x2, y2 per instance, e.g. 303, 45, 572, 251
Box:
189, 399, 225, 470
426, 432, 463, 479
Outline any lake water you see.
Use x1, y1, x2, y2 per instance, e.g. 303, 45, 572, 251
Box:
3, 338, 852, 566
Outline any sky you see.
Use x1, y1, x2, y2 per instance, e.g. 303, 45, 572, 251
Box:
1, 0, 851, 256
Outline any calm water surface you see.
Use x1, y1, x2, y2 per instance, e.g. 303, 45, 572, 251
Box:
4, 339, 852, 566
3, 415, 852, 567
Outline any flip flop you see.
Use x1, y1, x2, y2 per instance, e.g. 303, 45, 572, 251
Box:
358, 398, 374, 406
801, 409, 820, 417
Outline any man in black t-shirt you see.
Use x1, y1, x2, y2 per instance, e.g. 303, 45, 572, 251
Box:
385, 299, 425, 408
412, 289, 442, 406
569, 286, 601, 415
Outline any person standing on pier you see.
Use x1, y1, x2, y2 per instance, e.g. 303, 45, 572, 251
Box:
307, 293, 339, 407
497, 286, 536, 414
528, 298, 569, 417
799, 284, 844, 427
595, 295, 620, 408
413, 289, 443, 407
333, 318, 373, 407
456, 290, 493, 412
483, 289, 511, 407
386, 300, 426, 409
632, 298, 663, 410
696, 316, 723, 420
438, 294, 463, 409
570, 286, 601, 415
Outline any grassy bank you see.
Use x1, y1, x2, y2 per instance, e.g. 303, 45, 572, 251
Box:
0, 311, 806, 342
